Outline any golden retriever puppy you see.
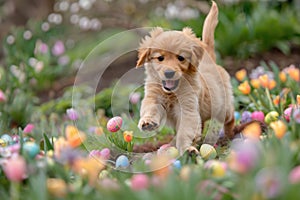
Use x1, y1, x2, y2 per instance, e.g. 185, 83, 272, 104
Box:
136, 1, 235, 155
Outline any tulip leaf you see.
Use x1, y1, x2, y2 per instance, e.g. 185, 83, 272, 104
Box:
43, 133, 54, 151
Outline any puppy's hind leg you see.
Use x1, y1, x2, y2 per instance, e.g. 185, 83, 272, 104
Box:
224, 114, 235, 139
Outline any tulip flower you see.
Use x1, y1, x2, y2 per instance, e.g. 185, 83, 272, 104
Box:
285, 65, 299, 82
297, 95, 300, 105
123, 131, 133, 142
292, 109, 300, 124
283, 107, 292, 122
47, 178, 67, 198
259, 75, 276, 90
65, 125, 86, 148
270, 120, 287, 139
289, 165, 300, 184
129, 92, 141, 104
279, 72, 287, 82
23, 123, 35, 133
235, 69, 247, 81
255, 168, 283, 199
3, 155, 27, 182
130, 174, 149, 191
238, 81, 251, 95
0, 89, 6, 102
66, 108, 79, 121
250, 79, 260, 89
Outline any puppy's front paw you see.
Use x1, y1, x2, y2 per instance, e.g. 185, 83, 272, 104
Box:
187, 146, 199, 156
138, 117, 159, 131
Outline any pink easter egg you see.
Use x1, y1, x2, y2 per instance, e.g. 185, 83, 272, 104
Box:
251, 111, 265, 122
106, 116, 123, 132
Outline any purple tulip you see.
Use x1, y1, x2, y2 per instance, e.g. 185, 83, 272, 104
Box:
241, 111, 252, 123
66, 108, 79, 121
52, 40, 65, 56
251, 111, 264, 122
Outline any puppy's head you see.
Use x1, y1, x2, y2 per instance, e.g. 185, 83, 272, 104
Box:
136, 27, 204, 93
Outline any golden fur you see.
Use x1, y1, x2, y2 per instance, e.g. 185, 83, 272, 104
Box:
136, 1, 235, 154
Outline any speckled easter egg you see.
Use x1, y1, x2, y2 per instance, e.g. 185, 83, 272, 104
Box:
23, 142, 40, 158
115, 155, 129, 168
1, 134, 12, 145
200, 144, 217, 160
265, 111, 279, 124
106, 116, 123, 132
0, 139, 7, 147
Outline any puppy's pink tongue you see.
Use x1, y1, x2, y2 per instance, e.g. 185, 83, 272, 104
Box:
165, 80, 175, 89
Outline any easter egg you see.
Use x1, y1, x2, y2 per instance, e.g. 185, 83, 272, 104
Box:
98, 170, 110, 179
200, 144, 217, 160
165, 147, 179, 158
173, 160, 181, 169
23, 142, 40, 158
115, 155, 129, 168
107, 116, 123, 132
251, 111, 265, 122
1, 134, 12, 145
265, 111, 279, 124
0, 139, 7, 147
234, 111, 241, 121
205, 160, 227, 178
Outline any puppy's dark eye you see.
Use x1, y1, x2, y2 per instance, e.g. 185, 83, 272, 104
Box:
157, 56, 164, 62
177, 55, 185, 61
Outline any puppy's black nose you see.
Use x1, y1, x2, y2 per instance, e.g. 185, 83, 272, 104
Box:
164, 70, 175, 79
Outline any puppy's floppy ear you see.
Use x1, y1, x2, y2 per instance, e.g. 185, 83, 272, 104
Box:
190, 45, 204, 69
136, 27, 164, 68
136, 48, 150, 68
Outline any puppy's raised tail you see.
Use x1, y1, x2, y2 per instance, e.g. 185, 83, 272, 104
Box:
202, 1, 218, 62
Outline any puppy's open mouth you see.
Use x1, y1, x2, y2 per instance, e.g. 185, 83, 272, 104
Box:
162, 79, 180, 91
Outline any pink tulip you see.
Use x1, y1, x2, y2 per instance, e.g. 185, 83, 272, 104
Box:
0, 90, 6, 102
289, 165, 300, 184
130, 174, 149, 191
292, 109, 300, 124
129, 92, 141, 104
284, 107, 292, 122
23, 124, 35, 133
251, 111, 265, 122
100, 148, 110, 160
3, 155, 27, 182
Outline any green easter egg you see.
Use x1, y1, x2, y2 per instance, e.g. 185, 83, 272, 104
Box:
200, 144, 217, 160
265, 111, 279, 124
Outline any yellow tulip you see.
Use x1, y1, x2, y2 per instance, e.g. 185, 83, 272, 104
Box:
270, 120, 287, 139
235, 69, 247, 81
238, 81, 251, 95
279, 72, 287, 82
250, 79, 260, 89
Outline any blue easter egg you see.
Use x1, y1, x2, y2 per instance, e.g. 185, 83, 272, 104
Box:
234, 111, 241, 121
115, 155, 129, 168
1, 134, 12, 144
173, 160, 181, 169
23, 142, 40, 158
